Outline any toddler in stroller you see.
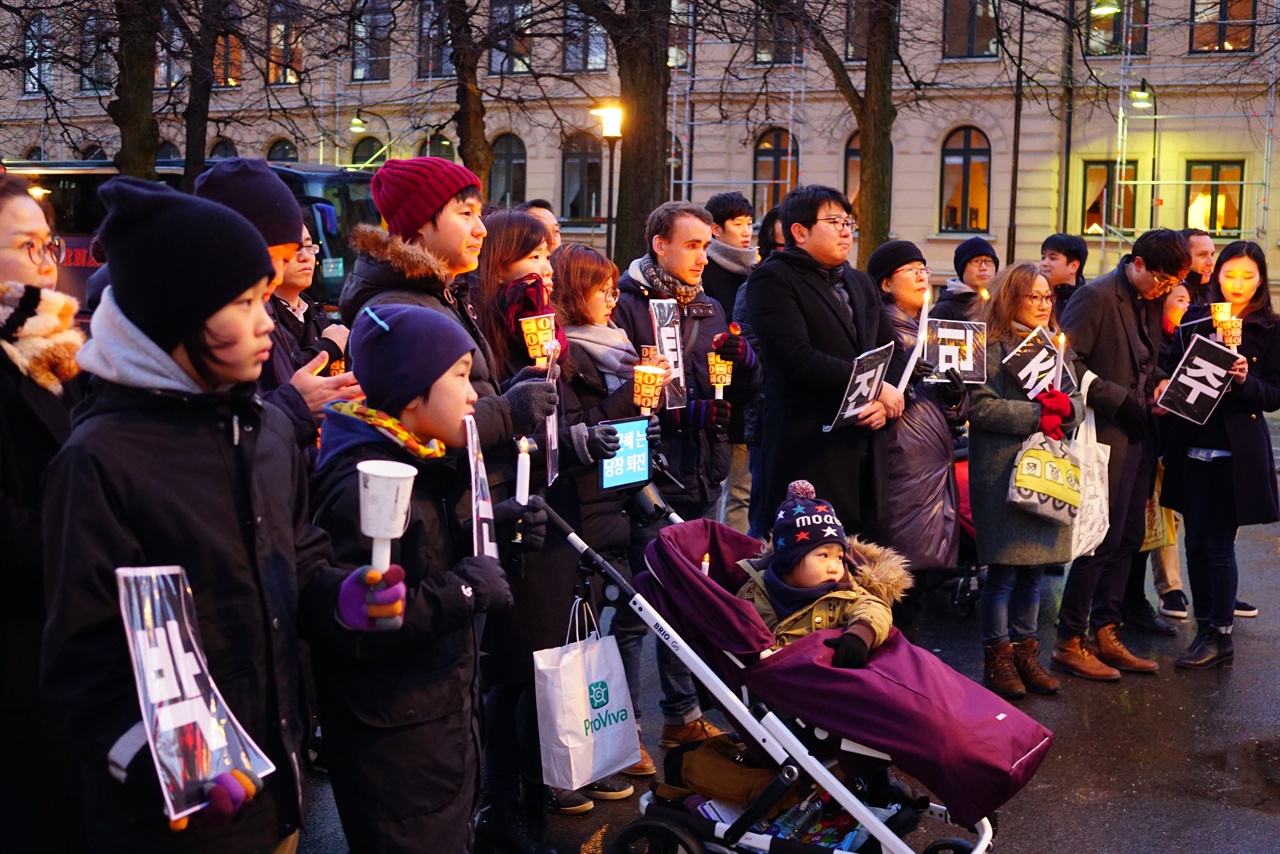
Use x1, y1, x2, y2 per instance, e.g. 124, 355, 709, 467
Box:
737, 480, 912, 669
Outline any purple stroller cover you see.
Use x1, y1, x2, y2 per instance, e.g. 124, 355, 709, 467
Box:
639, 520, 1053, 828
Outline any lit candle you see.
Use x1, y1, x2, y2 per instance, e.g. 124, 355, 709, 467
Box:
700, 553, 711, 575
1053, 333, 1066, 391
515, 437, 530, 505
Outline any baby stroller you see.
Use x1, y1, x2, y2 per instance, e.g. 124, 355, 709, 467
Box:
550, 508, 1052, 853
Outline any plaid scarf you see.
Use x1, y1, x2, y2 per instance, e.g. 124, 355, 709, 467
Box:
639, 254, 702, 307
330, 399, 448, 460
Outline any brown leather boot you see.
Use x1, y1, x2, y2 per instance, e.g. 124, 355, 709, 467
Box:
1012, 638, 1062, 694
983, 641, 1026, 699
1092, 623, 1159, 673
1050, 634, 1121, 681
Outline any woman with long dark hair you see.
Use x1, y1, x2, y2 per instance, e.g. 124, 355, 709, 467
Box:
969, 262, 1083, 697
1161, 240, 1280, 668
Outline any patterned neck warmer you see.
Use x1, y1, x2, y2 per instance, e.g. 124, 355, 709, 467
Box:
639, 254, 702, 307
0, 282, 84, 396
330, 399, 448, 460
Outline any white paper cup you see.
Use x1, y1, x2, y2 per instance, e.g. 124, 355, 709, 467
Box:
357, 460, 417, 540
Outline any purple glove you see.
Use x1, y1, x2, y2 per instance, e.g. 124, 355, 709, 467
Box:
712, 333, 757, 368
337, 564, 407, 631
170, 769, 262, 831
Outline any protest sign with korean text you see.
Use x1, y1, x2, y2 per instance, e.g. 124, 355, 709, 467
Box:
824, 341, 895, 432
467, 414, 499, 558
1157, 333, 1238, 425
116, 566, 276, 821
597, 417, 652, 491
922, 319, 987, 384
649, 299, 687, 409
1001, 326, 1077, 397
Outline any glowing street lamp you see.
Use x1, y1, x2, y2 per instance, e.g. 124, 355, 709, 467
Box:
591, 105, 623, 261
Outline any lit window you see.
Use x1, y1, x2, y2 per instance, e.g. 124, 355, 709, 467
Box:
1086, 0, 1148, 55
1082, 161, 1136, 234
939, 126, 990, 233
1186, 161, 1244, 235
1191, 0, 1255, 52
268, 1, 302, 85
755, 129, 798, 214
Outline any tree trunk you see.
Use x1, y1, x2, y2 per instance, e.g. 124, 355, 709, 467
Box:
181, 22, 218, 193
855, 0, 899, 269
609, 10, 670, 267
445, 0, 493, 186
108, 0, 162, 179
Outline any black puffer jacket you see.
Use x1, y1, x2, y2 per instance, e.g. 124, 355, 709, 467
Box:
339, 224, 512, 451
310, 409, 485, 852
41, 381, 344, 853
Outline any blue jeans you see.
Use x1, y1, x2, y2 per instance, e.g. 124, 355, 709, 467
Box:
1181, 457, 1239, 630
981, 564, 1047, 645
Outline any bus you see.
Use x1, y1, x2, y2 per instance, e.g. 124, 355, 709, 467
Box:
1, 160, 379, 308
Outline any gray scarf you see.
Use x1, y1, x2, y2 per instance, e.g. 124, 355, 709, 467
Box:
564, 323, 638, 392
78, 287, 204, 394
707, 240, 757, 277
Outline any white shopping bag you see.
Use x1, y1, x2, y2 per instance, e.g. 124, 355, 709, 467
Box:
533, 598, 640, 790
1070, 372, 1111, 560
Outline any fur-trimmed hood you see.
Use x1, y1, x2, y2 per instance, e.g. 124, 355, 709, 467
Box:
339, 224, 456, 327
753, 534, 913, 605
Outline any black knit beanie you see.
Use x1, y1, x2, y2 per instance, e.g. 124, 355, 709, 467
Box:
96, 177, 274, 353
953, 236, 998, 278
193, 158, 303, 247
866, 240, 927, 287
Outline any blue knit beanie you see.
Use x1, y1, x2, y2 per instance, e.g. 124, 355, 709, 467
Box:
770, 480, 847, 576
194, 158, 303, 247
350, 304, 475, 416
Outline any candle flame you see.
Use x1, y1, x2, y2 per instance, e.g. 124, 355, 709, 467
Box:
980, 288, 990, 300
518, 437, 530, 454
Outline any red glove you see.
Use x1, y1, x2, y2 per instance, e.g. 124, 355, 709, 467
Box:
1035, 389, 1072, 418
1039, 413, 1064, 440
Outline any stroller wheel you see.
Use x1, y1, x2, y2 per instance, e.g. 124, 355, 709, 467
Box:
608, 817, 707, 854
923, 839, 976, 854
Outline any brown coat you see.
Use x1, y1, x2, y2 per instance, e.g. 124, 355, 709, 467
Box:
736, 536, 912, 650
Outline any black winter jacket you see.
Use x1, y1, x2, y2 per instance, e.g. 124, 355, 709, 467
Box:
1160, 306, 1280, 526
743, 248, 908, 538
41, 382, 345, 853
310, 410, 484, 852
612, 262, 762, 508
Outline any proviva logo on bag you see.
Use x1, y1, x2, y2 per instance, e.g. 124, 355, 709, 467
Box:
584, 680, 628, 735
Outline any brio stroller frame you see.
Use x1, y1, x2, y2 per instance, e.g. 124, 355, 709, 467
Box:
544, 501, 1001, 854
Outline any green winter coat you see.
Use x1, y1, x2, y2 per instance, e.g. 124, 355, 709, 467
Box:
968, 335, 1084, 566
736, 537, 912, 650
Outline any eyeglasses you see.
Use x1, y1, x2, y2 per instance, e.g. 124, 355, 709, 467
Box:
895, 264, 932, 278
1151, 273, 1186, 290
1024, 292, 1057, 307
815, 216, 855, 232
294, 245, 320, 259
970, 257, 997, 269
10, 236, 65, 266
597, 286, 620, 304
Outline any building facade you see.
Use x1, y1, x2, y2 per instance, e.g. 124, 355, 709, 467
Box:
4, 0, 1277, 279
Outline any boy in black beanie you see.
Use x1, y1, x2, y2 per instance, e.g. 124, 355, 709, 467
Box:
736, 481, 912, 668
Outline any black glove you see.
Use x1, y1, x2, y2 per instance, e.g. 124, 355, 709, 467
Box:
493, 495, 549, 550
712, 333, 757, 367
503, 381, 558, 435
823, 632, 870, 669
681, 399, 731, 433
450, 556, 514, 613
1114, 394, 1147, 441
912, 359, 936, 383
587, 424, 620, 460
940, 368, 966, 408
501, 364, 548, 391
646, 415, 662, 447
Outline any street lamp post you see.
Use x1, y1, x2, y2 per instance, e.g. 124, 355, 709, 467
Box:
591, 105, 623, 262
1129, 79, 1159, 228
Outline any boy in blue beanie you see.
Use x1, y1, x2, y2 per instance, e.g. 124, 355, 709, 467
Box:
737, 480, 912, 668
310, 303, 546, 852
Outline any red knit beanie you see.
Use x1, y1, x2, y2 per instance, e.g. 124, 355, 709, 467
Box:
371, 157, 482, 240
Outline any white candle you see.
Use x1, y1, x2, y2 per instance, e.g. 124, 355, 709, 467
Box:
515, 437, 531, 505
1053, 333, 1065, 391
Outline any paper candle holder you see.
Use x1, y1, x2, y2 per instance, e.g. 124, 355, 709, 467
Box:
520, 313, 557, 366
707, 352, 733, 387
633, 365, 665, 412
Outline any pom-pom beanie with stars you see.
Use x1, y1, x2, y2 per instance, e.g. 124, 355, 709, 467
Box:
770, 480, 847, 576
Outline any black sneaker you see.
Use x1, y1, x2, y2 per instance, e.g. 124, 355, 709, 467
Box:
1159, 590, 1190, 619
580, 779, 634, 800
1235, 599, 1259, 618
548, 787, 594, 815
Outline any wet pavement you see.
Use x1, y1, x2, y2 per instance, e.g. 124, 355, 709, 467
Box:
299, 413, 1280, 852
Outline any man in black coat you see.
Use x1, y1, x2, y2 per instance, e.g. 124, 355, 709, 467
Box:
744, 185, 908, 540
1052, 228, 1190, 681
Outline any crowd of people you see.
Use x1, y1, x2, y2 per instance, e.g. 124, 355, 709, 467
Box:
1, 153, 1277, 854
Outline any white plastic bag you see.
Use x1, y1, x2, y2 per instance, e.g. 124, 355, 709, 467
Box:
533, 598, 640, 790
1070, 372, 1111, 560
